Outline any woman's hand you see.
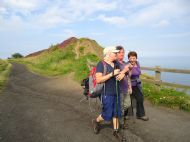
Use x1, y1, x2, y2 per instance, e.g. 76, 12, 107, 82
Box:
113, 69, 120, 76
116, 73, 125, 81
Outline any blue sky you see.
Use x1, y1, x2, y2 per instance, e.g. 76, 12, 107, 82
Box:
0, 0, 190, 59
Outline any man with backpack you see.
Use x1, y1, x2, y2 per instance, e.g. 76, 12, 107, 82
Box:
92, 46, 122, 138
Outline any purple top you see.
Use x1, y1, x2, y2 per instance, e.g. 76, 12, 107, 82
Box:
131, 64, 141, 86
118, 61, 128, 93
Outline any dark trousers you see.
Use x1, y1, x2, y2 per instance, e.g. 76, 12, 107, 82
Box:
131, 86, 145, 117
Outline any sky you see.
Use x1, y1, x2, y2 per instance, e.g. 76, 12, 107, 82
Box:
0, 0, 190, 59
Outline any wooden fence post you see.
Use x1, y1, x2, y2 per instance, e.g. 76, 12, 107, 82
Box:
155, 66, 161, 85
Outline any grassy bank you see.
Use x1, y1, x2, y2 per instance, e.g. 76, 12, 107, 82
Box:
0, 59, 11, 91
12, 45, 100, 82
142, 82, 190, 111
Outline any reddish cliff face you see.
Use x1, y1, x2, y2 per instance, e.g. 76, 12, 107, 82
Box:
26, 37, 78, 58
58, 37, 78, 49
25, 37, 103, 58
25, 49, 47, 58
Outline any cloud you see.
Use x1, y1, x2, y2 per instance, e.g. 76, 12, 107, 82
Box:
1, 0, 45, 16
153, 20, 170, 28
1, 0, 190, 29
97, 14, 127, 26
120, 0, 190, 27
0, 14, 26, 32
160, 32, 190, 38
0, 7, 7, 14
0, 0, 190, 36
0, 0, 118, 29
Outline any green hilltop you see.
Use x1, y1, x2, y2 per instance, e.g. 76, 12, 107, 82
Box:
15, 37, 103, 81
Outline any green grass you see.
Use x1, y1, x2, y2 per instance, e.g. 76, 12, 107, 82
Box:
11, 45, 100, 82
0, 59, 11, 91
142, 82, 190, 111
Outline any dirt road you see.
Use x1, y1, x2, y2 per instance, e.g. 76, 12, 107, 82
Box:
0, 63, 190, 142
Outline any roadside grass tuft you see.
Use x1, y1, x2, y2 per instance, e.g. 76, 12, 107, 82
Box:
143, 82, 190, 111
0, 59, 11, 90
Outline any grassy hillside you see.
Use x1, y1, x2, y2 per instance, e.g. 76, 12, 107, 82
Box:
13, 38, 102, 81
0, 59, 11, 91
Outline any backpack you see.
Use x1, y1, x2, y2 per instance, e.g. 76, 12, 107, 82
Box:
81, 61, 107, 98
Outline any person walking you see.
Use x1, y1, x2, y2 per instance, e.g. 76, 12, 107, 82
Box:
92, 46, 122, 137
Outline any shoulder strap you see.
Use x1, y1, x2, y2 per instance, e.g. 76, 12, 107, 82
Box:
101, 61, 107, 104
101, 61, 107, 75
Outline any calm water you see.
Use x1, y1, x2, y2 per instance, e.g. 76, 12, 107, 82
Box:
132, 56, 190, 94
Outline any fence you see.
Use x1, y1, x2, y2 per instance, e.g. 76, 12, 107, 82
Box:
141, 66, 190, 89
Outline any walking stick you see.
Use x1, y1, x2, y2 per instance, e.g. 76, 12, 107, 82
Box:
130, 95, 135, 124
116, 81, 127, 142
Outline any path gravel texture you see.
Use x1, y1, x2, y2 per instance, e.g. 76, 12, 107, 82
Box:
0, 63, 190, 142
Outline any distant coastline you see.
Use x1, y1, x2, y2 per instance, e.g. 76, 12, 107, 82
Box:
136, 56, 190, 94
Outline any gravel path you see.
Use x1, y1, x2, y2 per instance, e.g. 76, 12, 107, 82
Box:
0, 63, 189, 142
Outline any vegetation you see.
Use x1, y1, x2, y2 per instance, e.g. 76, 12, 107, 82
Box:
0, 59, 11, 91
142, 82, 190, 111
11, 53, 23, 58
12, 45, 100, 82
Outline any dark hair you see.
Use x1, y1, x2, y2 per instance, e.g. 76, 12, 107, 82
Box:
128, 51, 137, 59
116, 45, 124, 51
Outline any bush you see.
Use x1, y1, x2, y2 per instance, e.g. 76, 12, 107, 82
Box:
12, 53, 23, 58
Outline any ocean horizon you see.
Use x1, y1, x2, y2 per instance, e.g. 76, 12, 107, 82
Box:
129, 56, 190, 95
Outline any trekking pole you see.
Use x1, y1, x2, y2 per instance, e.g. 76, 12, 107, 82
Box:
130, 95, 135, 123
116, 80, 127, 142
121, 91, 127, 142
116, 80, 118, 131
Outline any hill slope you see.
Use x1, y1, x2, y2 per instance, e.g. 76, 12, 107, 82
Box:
26, 37, 103, 59
17, 37, 103, 81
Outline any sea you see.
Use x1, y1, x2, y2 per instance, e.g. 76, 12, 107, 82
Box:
128, 56, 190, 95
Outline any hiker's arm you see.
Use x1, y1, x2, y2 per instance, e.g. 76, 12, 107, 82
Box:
120, 63, 133, 74
96, 69, 120, 83
116, 63, 132, 81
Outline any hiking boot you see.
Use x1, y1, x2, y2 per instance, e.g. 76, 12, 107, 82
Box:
113, 129, 123, 140
92, 119, 100, 134
136, 116, 149, 121
123, 118, 128, 129
121, 118, 128, 129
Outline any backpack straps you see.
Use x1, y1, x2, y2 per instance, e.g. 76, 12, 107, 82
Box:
101, 61, 107, 76
101, 61, 107, 105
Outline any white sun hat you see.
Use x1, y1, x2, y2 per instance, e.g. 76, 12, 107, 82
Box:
103, 46, 119, 56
